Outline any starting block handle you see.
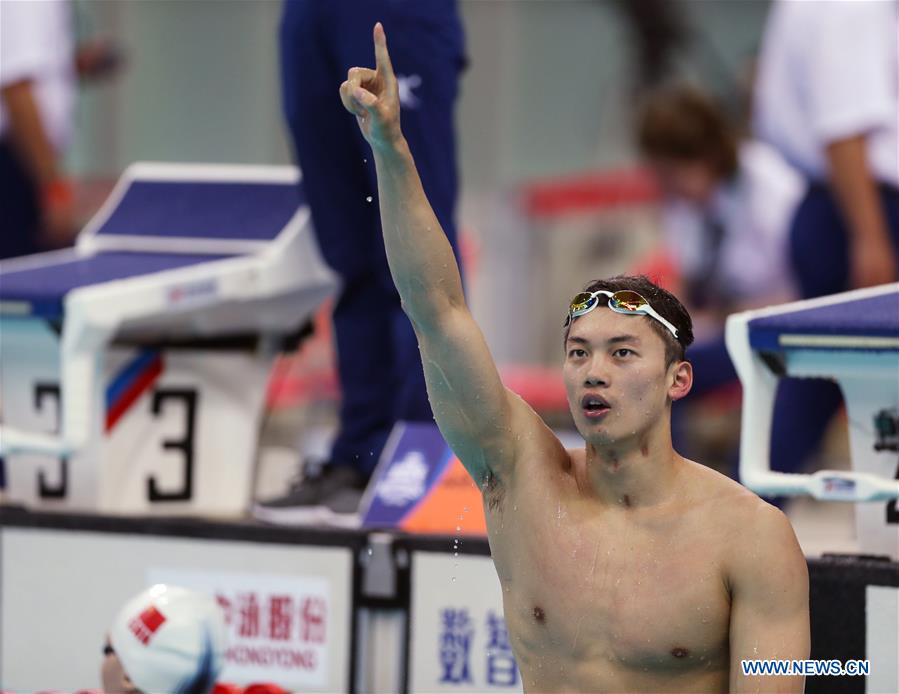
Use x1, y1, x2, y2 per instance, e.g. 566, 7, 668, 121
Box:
0, 426, 69, 456
739, 468, 899, 502
0, 320, 105, 459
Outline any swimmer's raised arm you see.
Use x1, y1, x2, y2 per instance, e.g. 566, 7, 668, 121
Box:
727, 504, 809, 692
339, 23, 538, 485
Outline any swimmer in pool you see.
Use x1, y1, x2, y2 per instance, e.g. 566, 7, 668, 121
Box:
339, 24, 810, 693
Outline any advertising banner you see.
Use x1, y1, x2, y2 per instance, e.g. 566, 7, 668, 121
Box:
0, 525, 353, 692
409, 551, 522, 693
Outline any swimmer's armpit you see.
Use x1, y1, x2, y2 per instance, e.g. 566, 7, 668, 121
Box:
482, 469, 505, 512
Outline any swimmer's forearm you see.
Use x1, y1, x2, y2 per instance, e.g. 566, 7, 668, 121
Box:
373, 137, 466, 323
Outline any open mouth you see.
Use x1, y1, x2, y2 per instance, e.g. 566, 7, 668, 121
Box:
581, 394, 611, 418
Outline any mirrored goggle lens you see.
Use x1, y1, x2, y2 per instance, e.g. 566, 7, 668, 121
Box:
609, 290, 648, 312
569, 292, 598, 314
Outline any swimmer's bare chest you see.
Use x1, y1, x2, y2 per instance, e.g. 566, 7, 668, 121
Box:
484, 460, 732, 691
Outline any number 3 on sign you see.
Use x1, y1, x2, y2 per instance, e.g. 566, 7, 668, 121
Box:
28, 383, 198, 504
148, 389, 198, 503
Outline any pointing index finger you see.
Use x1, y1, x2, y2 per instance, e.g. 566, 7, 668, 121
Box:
373, 22, 395, 80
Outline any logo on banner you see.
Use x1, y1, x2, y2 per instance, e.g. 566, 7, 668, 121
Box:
439, 608, 518, 687
128, 606, 167, 645
149, 569, 333, 687
215, 591, 327, 670
376, 450, 428, 506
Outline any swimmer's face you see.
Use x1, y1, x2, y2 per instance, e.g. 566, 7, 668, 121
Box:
101, 638, 140, 694
562, 308, 691, 446
651, 157, 718, 205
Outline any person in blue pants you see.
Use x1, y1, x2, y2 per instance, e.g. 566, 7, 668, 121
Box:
754, 0, 899, 492
255, 0, 466, 526
768, 185, 899, 484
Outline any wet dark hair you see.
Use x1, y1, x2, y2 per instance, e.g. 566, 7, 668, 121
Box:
636, 83, 738, 179
563, 275, 694, 366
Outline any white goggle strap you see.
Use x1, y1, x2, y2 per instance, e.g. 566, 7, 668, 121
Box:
638, 304, 679, 339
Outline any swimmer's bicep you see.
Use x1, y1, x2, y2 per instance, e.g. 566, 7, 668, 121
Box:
412, 307, 520, 482
727, 508, 810, 690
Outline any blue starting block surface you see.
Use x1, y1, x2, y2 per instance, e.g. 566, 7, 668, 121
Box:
0, 251, 229, 319
94, 180, 305, 241
0, 163, 311, 322
748, 289, 899, 352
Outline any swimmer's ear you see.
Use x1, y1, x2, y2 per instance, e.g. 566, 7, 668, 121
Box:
667, 360, 692, 402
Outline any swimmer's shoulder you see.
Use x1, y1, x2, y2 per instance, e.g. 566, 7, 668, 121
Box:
681, 458, 788, 527
680, 457, 752, 498
682, 459, 803, 569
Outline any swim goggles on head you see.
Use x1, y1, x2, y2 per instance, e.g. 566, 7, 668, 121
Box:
563, 289, 679, 339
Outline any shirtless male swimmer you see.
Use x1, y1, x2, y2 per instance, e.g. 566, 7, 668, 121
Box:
339, 24, 810, 693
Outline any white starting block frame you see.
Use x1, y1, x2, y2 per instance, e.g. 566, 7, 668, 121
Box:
726, 283, 899, 557
0, 162, 337, 514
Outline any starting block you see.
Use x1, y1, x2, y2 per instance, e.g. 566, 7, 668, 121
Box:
0, 163, 337, 516
726, 283, 899, 558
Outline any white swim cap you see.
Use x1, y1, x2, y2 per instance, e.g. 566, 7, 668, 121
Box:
109, 584, 227, 694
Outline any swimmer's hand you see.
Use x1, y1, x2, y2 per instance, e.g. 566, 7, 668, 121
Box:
339, 23, 402, 151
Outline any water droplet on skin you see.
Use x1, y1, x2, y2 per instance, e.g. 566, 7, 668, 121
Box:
365, 196, 373, 203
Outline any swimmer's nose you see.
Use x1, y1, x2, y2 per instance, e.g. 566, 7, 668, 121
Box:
583, 353, 611, 388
